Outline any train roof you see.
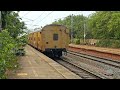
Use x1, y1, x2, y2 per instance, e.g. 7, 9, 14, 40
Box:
29, 24, 68, 34
42, 24, 68, 29
29, 30, 41, 34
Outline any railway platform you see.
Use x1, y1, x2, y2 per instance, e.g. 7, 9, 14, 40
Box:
69, 44, 120, 55
8, 45, 80, 79
69, 44, 120, 61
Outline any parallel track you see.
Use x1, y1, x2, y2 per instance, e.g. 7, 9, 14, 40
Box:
55, 57, 106, 79
67, 50, 120, 69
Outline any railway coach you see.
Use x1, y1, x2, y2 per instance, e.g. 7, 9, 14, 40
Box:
28, 24, 70, 57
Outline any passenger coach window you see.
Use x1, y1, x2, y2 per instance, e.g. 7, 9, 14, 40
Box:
53, 34, 58, 40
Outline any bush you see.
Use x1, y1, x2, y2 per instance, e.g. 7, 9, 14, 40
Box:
96, 39, 120, 48
96, 39, 110, 47
111, 40, 120, 48
0, 30, 18, 78
73, 38, 80, 44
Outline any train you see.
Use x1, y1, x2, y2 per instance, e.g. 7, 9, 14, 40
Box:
28, 24, 70, 58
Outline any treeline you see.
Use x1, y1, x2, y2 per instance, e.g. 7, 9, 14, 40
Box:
0, 11, 27, 78
52, 11, 120, 48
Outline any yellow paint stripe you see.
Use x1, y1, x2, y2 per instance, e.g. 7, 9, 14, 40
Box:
27, 58, 38, 77
17, 73, 28, 76
31, 68, 38, 77
28, 60, 32, 65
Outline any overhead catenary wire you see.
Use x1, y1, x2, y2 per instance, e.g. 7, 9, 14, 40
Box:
22, 17, 34, 21
25, 11, 84, 30
29, 11, 54, 29
30, 11, 45, 26
41, 16, 66, 26
21, 11, 31, 17
34, 11, 54, 26
33, 12, 75, 28
24, 12, 75, 25
54, 12, 83, 21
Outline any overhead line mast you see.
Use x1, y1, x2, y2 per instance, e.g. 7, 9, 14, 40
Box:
71, 14, 73, 43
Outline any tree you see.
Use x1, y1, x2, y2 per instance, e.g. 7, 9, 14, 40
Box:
1, 11, 27, 38
0, 11, 27, 78
0, 30, 18, 78
52, 14, 88, 39
88, 11, 120, 39
88, 11, 120, 48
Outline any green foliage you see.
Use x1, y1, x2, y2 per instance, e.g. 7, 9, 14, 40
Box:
73, 38, 80, 44
1, 11, 27, 38
111, 40, 120, 48
53, 11, 120, 48
52, 15, 88, 40
16, 35, 28, 47
0, 11, 27, 78
96, 39, 111, 47
87, 11, 120, 48
96, 39, 120, 48
1, 11, 12, 29
14, 35, 28, 56
0, 30, 18, 78
88, 11, 120, 40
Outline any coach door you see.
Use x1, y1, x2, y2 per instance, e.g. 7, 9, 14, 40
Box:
53, 27, 62, 48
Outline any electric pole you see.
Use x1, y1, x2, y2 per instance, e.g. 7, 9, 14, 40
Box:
71, 14, 73, 43
83, 14, 86, 44
84, 23, 86, 44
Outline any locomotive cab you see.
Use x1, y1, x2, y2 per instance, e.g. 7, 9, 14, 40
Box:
42, 24, 69, 58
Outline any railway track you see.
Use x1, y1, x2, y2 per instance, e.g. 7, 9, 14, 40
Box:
55, 57, 107, 79
67, 50, 120, 69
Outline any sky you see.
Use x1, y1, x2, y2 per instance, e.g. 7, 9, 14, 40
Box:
18, 11, 95, 31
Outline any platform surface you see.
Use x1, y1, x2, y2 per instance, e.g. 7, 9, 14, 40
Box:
69, 44, 120, 55
8, 45, 80, 79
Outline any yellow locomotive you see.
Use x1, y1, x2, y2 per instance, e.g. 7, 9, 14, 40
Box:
28, 24, 70, 57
